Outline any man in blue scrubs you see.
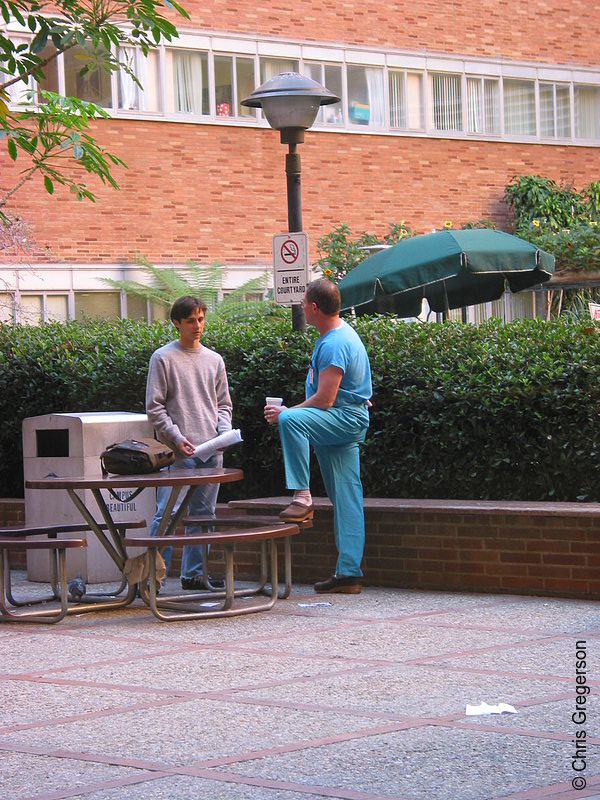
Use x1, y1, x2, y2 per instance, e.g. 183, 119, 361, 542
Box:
264, 279, 372, 594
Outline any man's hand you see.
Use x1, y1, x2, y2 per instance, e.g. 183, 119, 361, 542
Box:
264, 404, 287, 425
177, 438, 196, 457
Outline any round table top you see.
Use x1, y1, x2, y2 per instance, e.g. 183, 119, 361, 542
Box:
26, 467, 244, 490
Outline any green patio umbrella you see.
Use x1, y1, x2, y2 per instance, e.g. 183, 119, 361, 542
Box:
338, 228, 555, 317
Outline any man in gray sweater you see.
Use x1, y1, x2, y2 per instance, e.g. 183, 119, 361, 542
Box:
145, 295, 233, 589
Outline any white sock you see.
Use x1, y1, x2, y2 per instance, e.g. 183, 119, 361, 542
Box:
293, 489, 312, 506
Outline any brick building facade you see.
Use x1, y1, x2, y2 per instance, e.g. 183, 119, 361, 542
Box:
1, 0, 599, 322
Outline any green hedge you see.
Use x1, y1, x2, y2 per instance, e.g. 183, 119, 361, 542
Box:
1, 316, 600, 502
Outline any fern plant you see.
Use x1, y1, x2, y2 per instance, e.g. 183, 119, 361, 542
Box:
101, 256, 287, 321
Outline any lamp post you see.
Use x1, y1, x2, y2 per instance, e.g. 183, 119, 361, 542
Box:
242, 72, 340, 332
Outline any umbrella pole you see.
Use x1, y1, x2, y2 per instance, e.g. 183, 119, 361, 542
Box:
442, 280, 450, 321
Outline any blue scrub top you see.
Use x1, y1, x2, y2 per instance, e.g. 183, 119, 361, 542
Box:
305, 320, 372, 407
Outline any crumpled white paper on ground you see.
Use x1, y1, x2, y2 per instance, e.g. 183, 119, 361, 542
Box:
193, 429, 243, 461
298, 602, 333, 607
465, 701, 518, 716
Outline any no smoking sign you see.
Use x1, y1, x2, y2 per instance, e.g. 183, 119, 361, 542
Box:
272, 232, 309, 305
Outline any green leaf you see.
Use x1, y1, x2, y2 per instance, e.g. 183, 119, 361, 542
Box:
7, 138, 17, 160
43, 175, 54, 194
30, 30, 48, 54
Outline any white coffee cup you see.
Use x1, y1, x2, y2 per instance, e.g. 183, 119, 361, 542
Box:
266, 396, 283, 407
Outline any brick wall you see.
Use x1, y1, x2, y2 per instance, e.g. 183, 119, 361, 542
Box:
3, 128, 598, 266
174, 1, 595, 67
0, 499, 26, 568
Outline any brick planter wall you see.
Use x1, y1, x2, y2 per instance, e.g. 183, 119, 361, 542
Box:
229, 497, 600, 600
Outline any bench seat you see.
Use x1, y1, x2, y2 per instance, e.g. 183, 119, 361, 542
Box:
0, 536, 87, 623
124, 521, 300, 621
0, 520, 147, 621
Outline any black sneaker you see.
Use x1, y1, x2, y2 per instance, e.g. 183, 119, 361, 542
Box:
181, 576, 225, 590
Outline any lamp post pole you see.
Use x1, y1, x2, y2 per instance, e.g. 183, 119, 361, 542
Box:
285, 142, 305, 332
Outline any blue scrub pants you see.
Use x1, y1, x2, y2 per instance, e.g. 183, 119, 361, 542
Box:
278, 405, 369, 577
149, 452, 222, 579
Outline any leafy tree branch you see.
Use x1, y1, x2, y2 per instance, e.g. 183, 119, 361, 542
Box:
0, 0, 188, 212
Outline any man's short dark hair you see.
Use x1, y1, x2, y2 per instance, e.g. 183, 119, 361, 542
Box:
305, 279, 340, 316
170, 296, 207, 322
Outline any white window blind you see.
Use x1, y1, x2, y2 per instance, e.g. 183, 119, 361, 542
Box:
389, 70, 406, 128
430, 73, 462, 131
540, 82, 570, 138
503, 79, 536, 135
574, 85, 600, 139
466, 77, 500, 134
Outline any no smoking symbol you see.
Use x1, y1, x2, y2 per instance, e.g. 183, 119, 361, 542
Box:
280, 239, 299, 264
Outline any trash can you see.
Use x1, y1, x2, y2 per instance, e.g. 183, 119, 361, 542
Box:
23, 412, 157, 582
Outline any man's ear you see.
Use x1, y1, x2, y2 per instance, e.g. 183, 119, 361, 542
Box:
172, 319, 182, 333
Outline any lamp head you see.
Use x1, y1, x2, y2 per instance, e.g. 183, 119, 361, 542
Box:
241, 72, 340, 143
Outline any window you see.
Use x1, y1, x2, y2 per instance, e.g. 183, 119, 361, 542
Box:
540, 82, 570, 138
64, 44, 112, 107
45, 295, 69, 322
304, 62, 343, 125
5, 38, 31, 104
214, 54, 256, 117
0, 293, 14, 323
36, 43, 60, 97
260, 58, 299, 83
236, 57, 256, 117
21, 295, 45, 324
466, 76, 500, 134
503, 79, 536, 135
150, 302, 169, 322
574, 85, 600, 139
5, 38, 59, 105
347, 65, 385, 127
118, 47, 161, 112
74, 292, 120, 321
167, 49, 209, 115
430, 73, 462, 131
123, 295, 148, 320
389, 69, 406, 128
390, 70, 424, 130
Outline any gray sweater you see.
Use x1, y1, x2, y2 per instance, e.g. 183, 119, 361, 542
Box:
145, 340, 232, 450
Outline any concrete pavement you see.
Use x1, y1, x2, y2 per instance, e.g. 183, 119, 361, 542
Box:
0, 573, 599, 800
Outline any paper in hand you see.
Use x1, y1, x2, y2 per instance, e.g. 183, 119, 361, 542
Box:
193, 429, 243, 462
